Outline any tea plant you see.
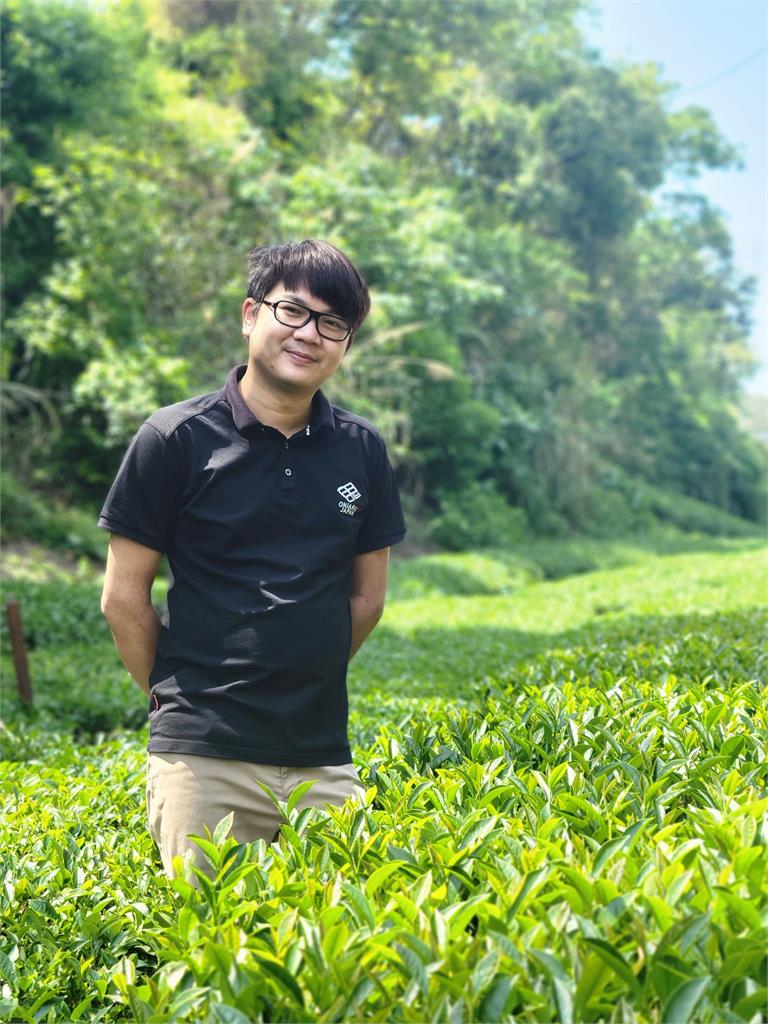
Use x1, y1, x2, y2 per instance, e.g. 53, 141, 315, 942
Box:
1, 540, 766, 1021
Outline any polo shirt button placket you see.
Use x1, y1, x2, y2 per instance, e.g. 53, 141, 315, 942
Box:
279, 436, 297, 498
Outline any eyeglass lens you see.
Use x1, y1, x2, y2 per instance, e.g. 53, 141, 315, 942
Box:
274, 301, 350, 341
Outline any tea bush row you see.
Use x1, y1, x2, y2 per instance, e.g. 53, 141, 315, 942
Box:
1, 544, 765, 1020
2, 664, 765, 1021
3, 553, 764, 747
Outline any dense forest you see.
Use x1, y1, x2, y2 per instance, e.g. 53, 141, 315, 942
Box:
2, 0, 764, 545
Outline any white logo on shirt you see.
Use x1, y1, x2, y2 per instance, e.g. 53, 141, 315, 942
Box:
337, 482, 362, 502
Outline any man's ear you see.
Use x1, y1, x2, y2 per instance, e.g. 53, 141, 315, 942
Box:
242, 297, 257, 334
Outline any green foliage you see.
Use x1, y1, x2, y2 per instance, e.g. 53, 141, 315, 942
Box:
564, 469, 765, 541
2, 0, 764, 526
0, 568, 155, 744
506, 529, 763, 580
0, 0, 146, 306
1, 542, 766, 1021
387, 532, 765, 598
0, 739, 167, 1020
0, 473, 106, 559
429, 483, 528, 551
2, 0, 274, 496
355, 544, 766, 701
387, 551, 537, 602
636, 479, 765, 537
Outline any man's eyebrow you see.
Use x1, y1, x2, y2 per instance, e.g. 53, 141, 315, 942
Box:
282, 293, 345, 318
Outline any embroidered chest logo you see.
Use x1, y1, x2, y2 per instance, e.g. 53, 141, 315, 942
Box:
337, 481, 362, 516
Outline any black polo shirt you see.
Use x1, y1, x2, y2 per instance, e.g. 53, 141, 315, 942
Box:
98, 364, 406, 766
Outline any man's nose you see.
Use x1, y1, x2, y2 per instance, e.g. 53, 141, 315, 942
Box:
292, 316, 323, 343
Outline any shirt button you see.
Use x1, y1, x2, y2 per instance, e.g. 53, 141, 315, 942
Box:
285, 468, 292, 476
284, 441, 289, 449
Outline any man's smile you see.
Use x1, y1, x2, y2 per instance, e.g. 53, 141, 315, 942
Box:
284, 348, 318, 364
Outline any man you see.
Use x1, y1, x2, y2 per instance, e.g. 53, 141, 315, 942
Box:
99, 239, 406, 878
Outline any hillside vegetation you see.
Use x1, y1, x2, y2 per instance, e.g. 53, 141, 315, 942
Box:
2, 0, 766, 541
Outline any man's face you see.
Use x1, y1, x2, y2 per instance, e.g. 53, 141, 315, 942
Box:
241, 283, 349, 395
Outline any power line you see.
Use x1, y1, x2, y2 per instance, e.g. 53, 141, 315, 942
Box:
679, 46, 767, 96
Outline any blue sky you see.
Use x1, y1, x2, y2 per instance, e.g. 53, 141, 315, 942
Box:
579, 0, 767, 395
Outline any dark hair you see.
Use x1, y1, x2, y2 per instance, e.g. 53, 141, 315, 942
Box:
247, 239, 370, 341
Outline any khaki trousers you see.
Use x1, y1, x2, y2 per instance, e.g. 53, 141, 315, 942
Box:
146, 752, 364, 878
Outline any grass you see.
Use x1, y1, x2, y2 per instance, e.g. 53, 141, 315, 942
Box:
0, 534, 766, 1021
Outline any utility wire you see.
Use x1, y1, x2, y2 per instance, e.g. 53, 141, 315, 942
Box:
678, 46, 767, 97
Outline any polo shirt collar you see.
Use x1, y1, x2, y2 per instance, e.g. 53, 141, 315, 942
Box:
225, 364, 335, 436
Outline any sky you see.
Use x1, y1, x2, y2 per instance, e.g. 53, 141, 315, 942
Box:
579, 0, 768, 396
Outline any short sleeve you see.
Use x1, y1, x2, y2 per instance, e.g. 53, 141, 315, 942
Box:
98, 423, 184, 553
355, 435, 407, 554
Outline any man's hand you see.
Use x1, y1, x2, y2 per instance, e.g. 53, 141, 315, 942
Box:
349, 547, 390, 660
101, 534, 163, 697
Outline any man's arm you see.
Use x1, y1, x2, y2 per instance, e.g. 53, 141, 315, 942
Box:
101, 534, 163, 697
349, 547, 390, 660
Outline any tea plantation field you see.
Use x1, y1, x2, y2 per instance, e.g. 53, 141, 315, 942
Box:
1, 537, 766, 1022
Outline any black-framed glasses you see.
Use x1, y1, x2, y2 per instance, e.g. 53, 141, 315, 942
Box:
262, 299, 352, 342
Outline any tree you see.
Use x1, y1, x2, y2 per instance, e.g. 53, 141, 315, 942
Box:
2, 0, 762, 533
3, 0, 276, 494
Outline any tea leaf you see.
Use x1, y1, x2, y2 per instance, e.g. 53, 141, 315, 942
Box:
212, 813, 234, 845
661, 975, 712, 1023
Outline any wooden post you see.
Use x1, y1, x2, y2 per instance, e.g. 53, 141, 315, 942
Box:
5, 597, 33, 705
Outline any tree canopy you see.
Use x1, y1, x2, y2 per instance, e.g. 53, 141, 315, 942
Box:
2, 0, 763, 540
